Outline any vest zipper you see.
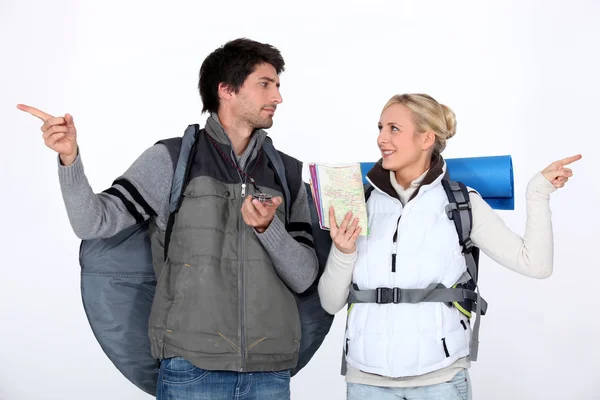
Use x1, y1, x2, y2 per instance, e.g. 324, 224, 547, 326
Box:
234, 150, 247, 372
240, 181, 247, 371
391, 216, 401, 272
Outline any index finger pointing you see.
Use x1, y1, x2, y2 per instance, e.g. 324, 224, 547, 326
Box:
17, 104, 54, 122
559, 154, 582, 166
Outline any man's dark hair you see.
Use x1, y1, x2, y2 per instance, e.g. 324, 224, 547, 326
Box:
198, 38, 285, 114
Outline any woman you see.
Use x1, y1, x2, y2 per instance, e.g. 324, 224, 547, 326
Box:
317, 93, 581, 400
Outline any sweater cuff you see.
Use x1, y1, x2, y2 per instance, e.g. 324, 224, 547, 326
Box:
332, 244, 358, 263
57, 153, 85, 185
527, 171, 557, 198
254, 215, 286, 251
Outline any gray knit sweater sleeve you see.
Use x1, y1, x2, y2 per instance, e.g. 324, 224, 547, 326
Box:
58, 144, 173, 239
254, 181, 319, 294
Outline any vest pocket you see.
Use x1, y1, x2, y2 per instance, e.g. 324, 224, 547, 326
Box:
438, 303, 452, 358
183, 181, 236, 201
165, 262, 192, 331
177, 179, 237, 234
149, 258, 174, 333
438, 304, 472, 361
441, 337, 450, 358
344, 304, 362, 364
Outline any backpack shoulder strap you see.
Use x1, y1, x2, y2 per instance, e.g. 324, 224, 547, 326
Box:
262, 138, 291, 224
441, 178, 486, 361
169, 124, 199, 213
163, 124, 200, 260
441, 179, 473, 251
441, 179, 477, 281
364, 182, 374, 202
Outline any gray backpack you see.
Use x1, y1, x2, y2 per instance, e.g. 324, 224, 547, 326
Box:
79, 124, 334, 395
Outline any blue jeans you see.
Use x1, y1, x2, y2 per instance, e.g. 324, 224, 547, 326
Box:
156, 357, 290, 400
347, 369, 471, 400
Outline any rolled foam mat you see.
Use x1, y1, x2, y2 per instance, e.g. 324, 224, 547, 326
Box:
360, 155, 514, 210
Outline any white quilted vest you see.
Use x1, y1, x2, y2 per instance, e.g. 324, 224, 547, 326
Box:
345, 169, 471, 378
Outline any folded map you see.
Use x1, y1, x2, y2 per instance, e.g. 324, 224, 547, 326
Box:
308, 163, 368, 236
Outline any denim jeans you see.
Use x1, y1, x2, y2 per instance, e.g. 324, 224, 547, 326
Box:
347, 369, 471, 400
156, 357, 290, 400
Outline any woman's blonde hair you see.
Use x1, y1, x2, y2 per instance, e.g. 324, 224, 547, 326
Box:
383, 94, 456, 154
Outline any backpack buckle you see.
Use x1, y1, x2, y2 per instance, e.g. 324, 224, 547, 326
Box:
463, 238, 474, 253
445, 202, 471, 220
376, 288, 392, 304
376, 287, 401, 304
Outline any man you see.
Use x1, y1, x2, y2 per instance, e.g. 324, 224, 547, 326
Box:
18, 38, 318, 400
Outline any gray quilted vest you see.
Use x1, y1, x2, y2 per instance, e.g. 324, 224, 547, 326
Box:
79, 124, 334, 395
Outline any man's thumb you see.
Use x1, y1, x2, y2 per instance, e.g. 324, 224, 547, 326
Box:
273, 196, 283, 207
65, 113, 75, 127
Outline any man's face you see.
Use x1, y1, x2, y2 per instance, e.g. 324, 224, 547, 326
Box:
231, 63, 283, 130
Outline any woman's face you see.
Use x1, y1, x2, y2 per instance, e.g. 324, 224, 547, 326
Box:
377, 103, 424, 172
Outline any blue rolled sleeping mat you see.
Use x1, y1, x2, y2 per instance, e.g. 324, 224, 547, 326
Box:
360, 155, 514, 210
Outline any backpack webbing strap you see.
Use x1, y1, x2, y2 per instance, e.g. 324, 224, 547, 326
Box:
169, 125, 199, 213
442, 179, 484, 360
347, 283, 488, 314
261, 139, 291, 224
363, 182, 374, 203
163, 124, 199, 261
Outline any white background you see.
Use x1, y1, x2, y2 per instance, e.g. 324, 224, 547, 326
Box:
2, 1, 599, 399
